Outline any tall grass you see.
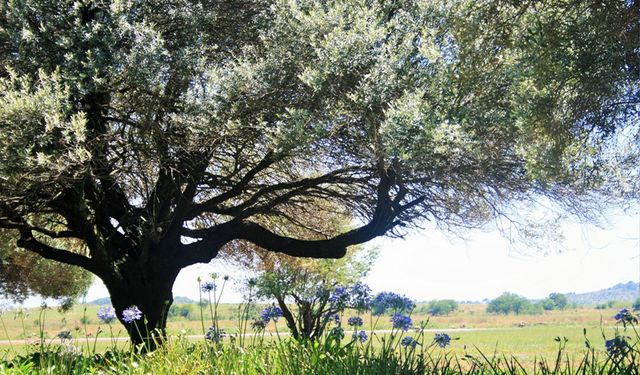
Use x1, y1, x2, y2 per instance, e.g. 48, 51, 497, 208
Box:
1, 318, 640, 374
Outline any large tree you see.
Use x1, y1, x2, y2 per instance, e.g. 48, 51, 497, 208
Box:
0, 0, 637, 346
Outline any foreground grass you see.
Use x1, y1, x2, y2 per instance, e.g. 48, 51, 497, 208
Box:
0, 332, 639, 375
1, 304, 639, 373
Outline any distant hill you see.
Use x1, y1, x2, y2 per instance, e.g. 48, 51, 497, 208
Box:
89, 297, 111, 305
174, 296, 197, 304
88, 296, 197, 305
566, 281, 639, 305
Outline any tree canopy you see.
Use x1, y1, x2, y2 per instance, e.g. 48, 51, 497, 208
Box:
0, 0, 637, 346
0, 229, 92, 306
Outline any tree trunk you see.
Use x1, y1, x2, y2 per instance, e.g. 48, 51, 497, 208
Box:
102, 268, 178, 351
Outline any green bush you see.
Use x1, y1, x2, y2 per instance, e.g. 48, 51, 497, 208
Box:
427, 300, 458, 316
487, 293, 535, 315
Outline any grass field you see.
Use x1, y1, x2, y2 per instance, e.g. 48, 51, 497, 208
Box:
0, 302, 628, 363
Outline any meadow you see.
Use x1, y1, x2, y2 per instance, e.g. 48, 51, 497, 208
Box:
0, 300, 638, 374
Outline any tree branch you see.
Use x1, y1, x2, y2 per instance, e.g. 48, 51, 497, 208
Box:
185, 151, 276, 219
180, 170, 424, 265
16, 230, 98, 274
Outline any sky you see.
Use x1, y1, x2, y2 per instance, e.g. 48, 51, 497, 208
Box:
65, 206, 640, 306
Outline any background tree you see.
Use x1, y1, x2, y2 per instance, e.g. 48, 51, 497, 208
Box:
222, 206, 376, 341
487, 293, 532, 315
0, 229, 92, 309
548, 293, 568, 310
426, 299, 458, 316
0, 0, 637, 347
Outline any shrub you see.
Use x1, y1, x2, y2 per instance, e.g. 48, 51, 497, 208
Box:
428, 300, 458, 316
487, 293, 533, 315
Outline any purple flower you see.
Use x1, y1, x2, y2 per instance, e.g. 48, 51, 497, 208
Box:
324, 313, 340, 325
391, 313, 412, 331
122, 306, 142, 324
352, 330, 368, 342
260, 305, 284, 323
328, 326, 344, 340
329, 286, 349, 309
614, 308, 637, 325
347, 316, 363, 327
349, 283, 372, 311
251, 319, 266, 330
97, 306, 116, 324
434, 333, 451, 348
201, 281, 216, 292
205, 326, 226, 342
371, 292, 414, 315
401, 336, 417, 348
605, 336, 628, 357
57, 330, 72, 340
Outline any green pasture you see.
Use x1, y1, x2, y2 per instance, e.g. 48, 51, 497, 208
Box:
0, 302, 630, 367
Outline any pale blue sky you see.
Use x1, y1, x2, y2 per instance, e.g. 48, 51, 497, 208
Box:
77, 206, 640, 305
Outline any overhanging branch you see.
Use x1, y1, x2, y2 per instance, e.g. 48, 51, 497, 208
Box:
16, 230, 98, 274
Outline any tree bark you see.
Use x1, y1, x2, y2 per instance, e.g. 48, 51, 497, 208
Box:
102, 267, 179, 351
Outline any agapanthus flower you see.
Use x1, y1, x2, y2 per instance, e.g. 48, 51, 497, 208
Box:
122, 306, 142, 324
57, 330, 72, 340
401, 336, 418, 348
349, 283, 372, 311
347, 316, 363, 327
391, 313, 412, 331
614, 308, 637, 326
201, 281, 216, 292
328, 326, 345, 340
260, 305, 284, 323
97, 306, 116, 324
371, 292, 415, 315
352, 330, 368, 342
329, 286, 349, 309
434, 333, 451, 348
205, 326, 226, 342
324, 313, 340, 325
605, 336, 629, 357
251, 319, 267, 330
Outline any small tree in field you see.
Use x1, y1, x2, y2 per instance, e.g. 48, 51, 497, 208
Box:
487, 293, 532, 315
0, 0, 637, 347
548, 293, 568, 310
428, 300, 458, 316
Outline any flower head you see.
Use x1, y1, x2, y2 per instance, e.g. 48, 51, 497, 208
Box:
122, 306, 142, 324
349, 283, 372, 312
391, 313, 412, 331
328, 326, 345, 340
605, 336, 629, 357
371, 292, 414, 315
260, 305, 284, 323
347, 316, 363, 327
401, 336, 418, 348
324, 313, 340, 325
201, 281, 216, 293
97, 306, 116, 324
329, 286, 349, 309
57, 330, 72, 341
251, 319, 267, 331
205, 326, 226, 342
352, 330, 368, 342
614, 308, 637, 326
434, 333, 451, 348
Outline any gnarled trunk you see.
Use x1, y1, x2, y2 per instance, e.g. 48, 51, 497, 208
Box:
102, 265, 179, 351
